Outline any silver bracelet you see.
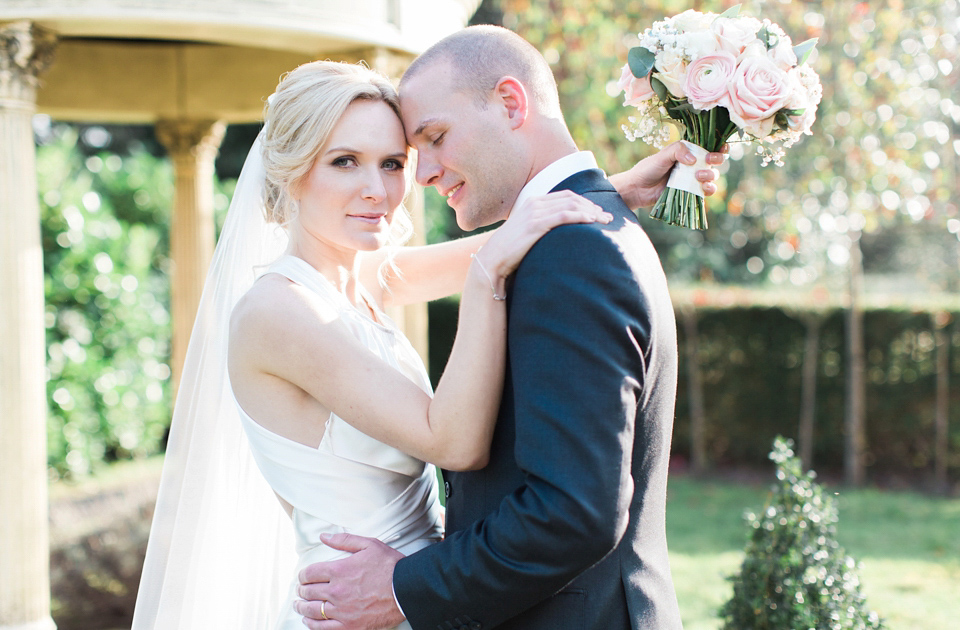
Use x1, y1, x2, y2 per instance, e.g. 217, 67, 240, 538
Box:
470, 253, 507, 301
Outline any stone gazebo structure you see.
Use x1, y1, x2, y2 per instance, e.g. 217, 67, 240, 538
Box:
0, 2, 478, 627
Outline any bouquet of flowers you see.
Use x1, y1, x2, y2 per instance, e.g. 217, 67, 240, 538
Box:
617, 5, 822, 229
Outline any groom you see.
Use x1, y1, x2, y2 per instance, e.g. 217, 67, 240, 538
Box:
296, 25, 722, 629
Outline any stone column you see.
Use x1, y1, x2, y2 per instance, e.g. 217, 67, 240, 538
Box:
0, 20, 57, 630
155, 120, 226, 392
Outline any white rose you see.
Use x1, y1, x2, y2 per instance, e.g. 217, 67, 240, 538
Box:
671, 9, 717, 33
768, 35, 798, 70
654, 48, 689, 98
782, 67, 820, 135
782, 68, 809, 110
783, 93, 816, 136
796, 64, 823, 106
679, 30, 722, 59
712, 16, 763, 56
738, 39, 768, 62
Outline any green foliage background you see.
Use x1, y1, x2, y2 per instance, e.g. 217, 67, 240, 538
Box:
39, 126, 172, 477
38, 125, 236, 478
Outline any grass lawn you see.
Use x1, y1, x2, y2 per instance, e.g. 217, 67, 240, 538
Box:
665, 471, 960, 630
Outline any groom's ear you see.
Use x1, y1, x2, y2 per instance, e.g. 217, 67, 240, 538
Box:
494, 76, 528, 130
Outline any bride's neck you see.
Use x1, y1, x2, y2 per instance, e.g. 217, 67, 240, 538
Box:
287, 234, 362, 301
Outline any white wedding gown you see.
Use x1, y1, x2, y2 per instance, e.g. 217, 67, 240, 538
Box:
235, 255, 444, 630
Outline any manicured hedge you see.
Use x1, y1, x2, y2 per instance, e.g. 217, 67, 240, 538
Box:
428, 297, 960, 479
673, 306, 959, 477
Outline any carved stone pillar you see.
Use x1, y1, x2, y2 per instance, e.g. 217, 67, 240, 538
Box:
155, 119, 226, 392
0, 20, 57, 630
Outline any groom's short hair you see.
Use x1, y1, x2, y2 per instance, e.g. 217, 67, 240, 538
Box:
402, 25, 562, 117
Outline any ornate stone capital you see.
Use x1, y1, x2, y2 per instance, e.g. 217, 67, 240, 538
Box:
0, 21, 57, 105
155, 119, 227, 162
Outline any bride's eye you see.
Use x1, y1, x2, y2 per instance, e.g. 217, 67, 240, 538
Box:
332, 156, 356, 168
382, 159, 405, 171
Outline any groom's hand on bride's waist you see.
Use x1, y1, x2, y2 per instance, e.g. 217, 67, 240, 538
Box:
295, 532, 406, 630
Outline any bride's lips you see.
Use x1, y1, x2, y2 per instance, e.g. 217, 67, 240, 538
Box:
348, 213, 386, 224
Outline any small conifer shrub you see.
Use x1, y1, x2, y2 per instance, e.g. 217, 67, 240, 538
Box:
719, 437, 884, 629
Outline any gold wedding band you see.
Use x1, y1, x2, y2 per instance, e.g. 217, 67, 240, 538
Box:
320, 600, 328, 620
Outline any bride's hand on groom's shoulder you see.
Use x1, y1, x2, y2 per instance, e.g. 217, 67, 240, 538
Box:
480, 191, 613, 282
295, 533, 406, 629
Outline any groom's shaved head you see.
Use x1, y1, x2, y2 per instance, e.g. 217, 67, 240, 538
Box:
401, 25, 562, 117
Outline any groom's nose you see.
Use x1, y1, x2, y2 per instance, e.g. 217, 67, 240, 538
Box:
414, 152, 442, 188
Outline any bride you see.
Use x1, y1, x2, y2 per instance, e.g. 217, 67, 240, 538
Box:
131, 60, 720, 629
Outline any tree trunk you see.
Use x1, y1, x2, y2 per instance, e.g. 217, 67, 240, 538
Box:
844, 235, 866, 487
933, 311, 951, 494
682, 305, 708, 474
799, 314, 821, 471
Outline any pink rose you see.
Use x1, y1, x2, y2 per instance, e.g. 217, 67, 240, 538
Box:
683, 51, 737, 111
727, 55, 790, 138
712, 16, 762, 56
617, 64, 655, 106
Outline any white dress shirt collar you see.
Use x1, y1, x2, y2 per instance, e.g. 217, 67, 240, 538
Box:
511, 151, 599, 216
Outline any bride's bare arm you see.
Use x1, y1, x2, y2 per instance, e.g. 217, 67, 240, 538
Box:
363, 231, 494, 308
231, 192, 609, 471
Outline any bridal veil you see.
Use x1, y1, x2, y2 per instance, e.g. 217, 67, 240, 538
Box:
132, 136, 297, 629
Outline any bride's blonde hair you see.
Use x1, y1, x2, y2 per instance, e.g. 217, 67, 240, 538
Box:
260, 61, 414, 252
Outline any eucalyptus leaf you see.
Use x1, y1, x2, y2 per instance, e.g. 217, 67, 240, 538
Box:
758, 25, 779, 50
651, 76, 669, 102
719, 4, 741, 18
793, 38, 819, 65
669, 102, 697, 115
627, 46, 656, 79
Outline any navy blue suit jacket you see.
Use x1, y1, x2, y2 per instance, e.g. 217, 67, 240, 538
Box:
394, 169, 682, 630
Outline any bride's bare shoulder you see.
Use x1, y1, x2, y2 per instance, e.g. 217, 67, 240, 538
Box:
229, 274, 338, 345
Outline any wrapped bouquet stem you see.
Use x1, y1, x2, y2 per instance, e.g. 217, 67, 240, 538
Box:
617, 5, 822, 229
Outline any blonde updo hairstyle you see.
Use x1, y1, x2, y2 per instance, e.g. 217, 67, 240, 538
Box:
260, 61, 413, 252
